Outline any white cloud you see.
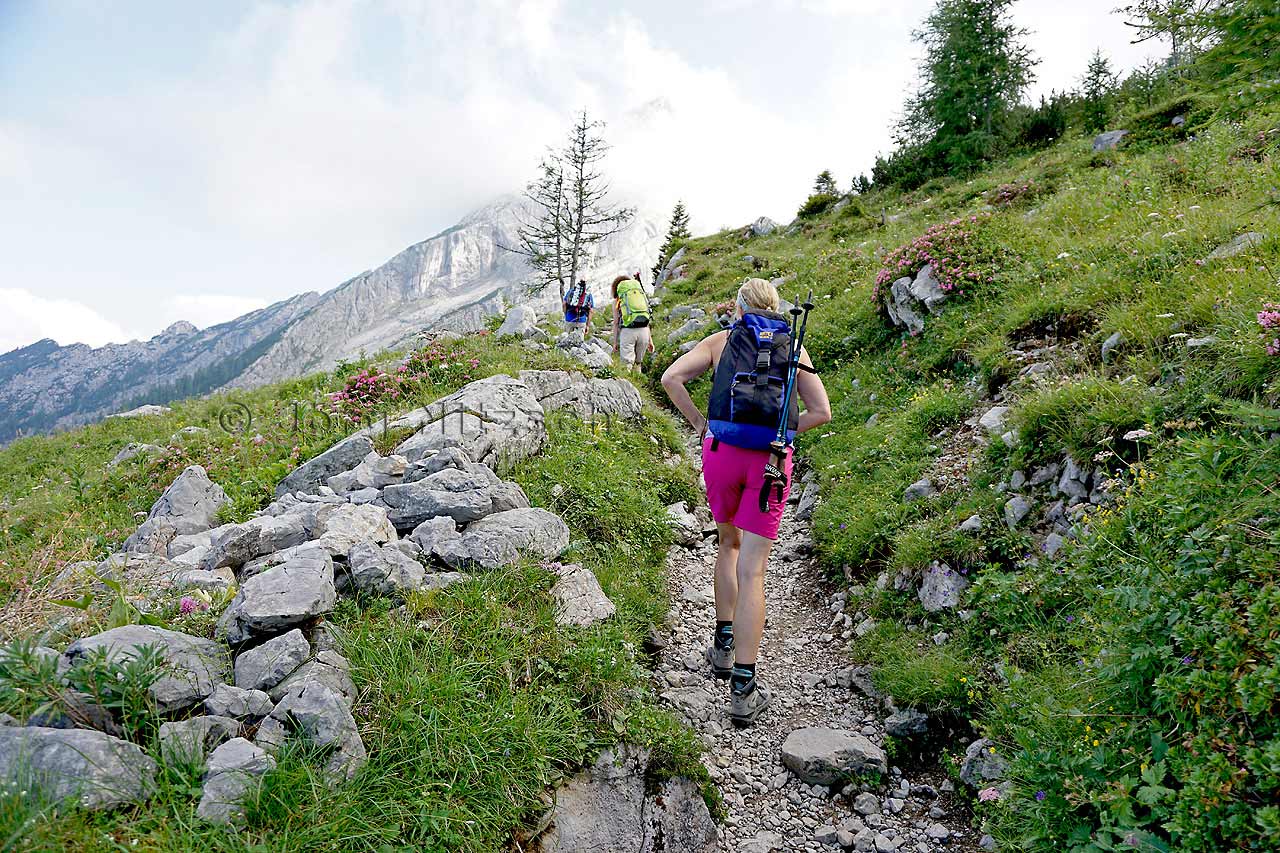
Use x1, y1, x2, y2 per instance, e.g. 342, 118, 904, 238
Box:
0, 288, 136, 353
164, 294, 271, 328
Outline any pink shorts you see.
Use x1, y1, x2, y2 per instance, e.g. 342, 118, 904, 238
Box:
701, 434, 793, 540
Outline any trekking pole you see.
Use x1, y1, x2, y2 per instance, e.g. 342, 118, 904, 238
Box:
759, 290, 814, 513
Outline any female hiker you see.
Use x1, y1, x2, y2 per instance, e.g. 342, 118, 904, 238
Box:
611, 273, 653, 372
660, 278, 831, 725
562, 278, 594, 336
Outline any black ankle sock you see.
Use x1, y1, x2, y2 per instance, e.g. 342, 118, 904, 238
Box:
714, 621, 734, 650
730, 663, 756, 695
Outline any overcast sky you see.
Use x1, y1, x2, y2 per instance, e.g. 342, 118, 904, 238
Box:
0, 0, 1165, 353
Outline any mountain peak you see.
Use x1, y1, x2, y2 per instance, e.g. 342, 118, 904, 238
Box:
161, 321, 198, 337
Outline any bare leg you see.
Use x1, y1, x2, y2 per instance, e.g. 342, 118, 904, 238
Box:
733, 531, 775, 666
713, 522, 741, 622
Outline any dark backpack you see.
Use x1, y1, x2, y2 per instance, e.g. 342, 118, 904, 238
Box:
707, 312, 798, 450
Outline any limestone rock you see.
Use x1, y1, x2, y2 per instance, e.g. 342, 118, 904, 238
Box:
233, 628, 311, 692
918, 562, 968, 611
267, 650, 356, 704
204, 684, 274, 719
960, 738, 1009, 788
496, 304, 538, 338
0, 727, 156, 809
781, 727, 888, 785
885, 708, 929, 737
124, 465, 228, 553
978, 406, 1010, 438
796, 482, 820, 521
1092, 129, 1128, 152
347, 540, 426, 596
217, 552, 337, 645
439, 508, 570, 570
63, 626, 230, 714
902, 478, 937, 503
383, 375, 546, 472
665, 502, 702, 546
518, 370, 643, 420
202, 514, 309, 571
408, 515, 462, 558
536, 745, 715, 852
196, 737, 276, 824
550, 563, 616, 627
1206, 231, 1264, 261
274, 434, 375, 498
158, 715, 241, 764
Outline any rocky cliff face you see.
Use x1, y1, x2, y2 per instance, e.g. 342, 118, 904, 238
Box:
229, 197, 662, 388
0, 196, 663, 443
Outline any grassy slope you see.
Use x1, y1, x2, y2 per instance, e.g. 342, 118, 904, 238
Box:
641, 106, 1279, 851
0, 334, 710, 851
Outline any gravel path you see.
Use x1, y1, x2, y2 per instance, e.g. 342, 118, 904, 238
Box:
653, 446, 982, 853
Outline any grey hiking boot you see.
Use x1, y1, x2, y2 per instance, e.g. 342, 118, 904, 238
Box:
705, 643, 733, 679
728, 680, 773, 727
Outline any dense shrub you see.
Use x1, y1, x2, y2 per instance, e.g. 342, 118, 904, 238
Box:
798, 192, 840, 218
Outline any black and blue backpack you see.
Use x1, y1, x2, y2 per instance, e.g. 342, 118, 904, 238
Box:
707, 311, 799, 450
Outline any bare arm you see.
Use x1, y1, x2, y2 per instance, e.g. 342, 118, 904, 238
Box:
660, 334, 719, 437
795, 346, 832, 434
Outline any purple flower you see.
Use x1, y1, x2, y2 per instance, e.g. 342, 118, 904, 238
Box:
179, 596, 206, 615
1035, 790, 1046, 801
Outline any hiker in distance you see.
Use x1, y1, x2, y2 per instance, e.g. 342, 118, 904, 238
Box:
661, 278, 831, 725
611, 273, 654, 373
562, 278, 594, 336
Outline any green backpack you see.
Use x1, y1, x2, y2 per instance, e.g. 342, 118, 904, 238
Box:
617, 279, 651, 328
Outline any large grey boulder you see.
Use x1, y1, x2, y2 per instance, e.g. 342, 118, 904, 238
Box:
781, 727, 888, 785
1092, 129, 1128, 152
795, 482, 820, 521
205, 685, 274, 719
536, 745, 715, 853
496, 304, 538, 338
750, 216, 778, 237
550, 564, 616, 627
108, 442, 163, 468
267, 650, 356, 704
667, 318, 703, 343
326, 451, 407, 494
267, 683, 366, 783
380, 467, 502, 528
902, 478, 937, 503
307, 503, 397, 555
960, 738, 1009, 788
408, 515, 462, 559
665, 502, 702, 547
158, 715, 241, 764
918, 562, 968, 612
978, 406, 1010, 437
125, 465, 227, 553
1206, 231, 1265, 261
196, 737, 276, 824
63, 626, 230, 714
217, 552, 337, 645
347, 541, 426, 596
274, 434, 375, 498
0, 727, 156, 809
202, 514, 309, 571
439, 508, 570, 570
234, 628, 311, 692
518, 370, 643, 420
380, 375, 546, 472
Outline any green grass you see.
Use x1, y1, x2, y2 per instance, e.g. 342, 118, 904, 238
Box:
640, 99, 1280, 851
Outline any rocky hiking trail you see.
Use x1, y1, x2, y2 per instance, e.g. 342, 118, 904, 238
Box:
654, 437, 982, 853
